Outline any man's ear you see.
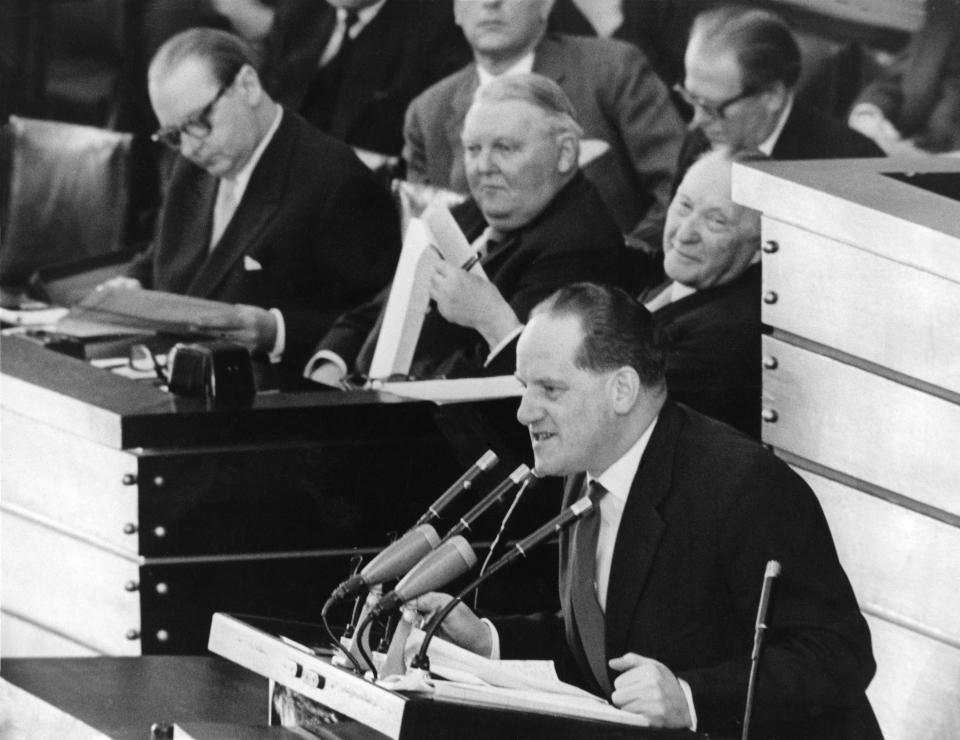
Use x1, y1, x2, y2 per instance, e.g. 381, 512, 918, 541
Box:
760, 81, 788, 115
556, 133, 579, 174
237, 64, 265, 105
611, 367, 641, 415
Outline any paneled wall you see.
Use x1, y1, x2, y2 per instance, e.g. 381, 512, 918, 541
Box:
734, 156, 960, 740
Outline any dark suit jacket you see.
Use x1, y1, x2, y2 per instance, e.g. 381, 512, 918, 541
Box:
403, 33, 684, 235
266, 0, 470, 157
314, 173, 629, 379
652, 264, 761, 438
497, 401, 881, 739
673, 100, 886, 192
128, 111, 401, 370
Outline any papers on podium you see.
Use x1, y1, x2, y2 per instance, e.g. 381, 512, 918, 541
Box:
399, 627, 650, 728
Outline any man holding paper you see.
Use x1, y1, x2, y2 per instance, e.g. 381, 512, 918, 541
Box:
413, 284, 881, 738
305, 73, 629, 384
110, 28, 400, 371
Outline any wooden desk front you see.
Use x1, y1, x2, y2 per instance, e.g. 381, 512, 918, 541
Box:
0, 335, 549, 657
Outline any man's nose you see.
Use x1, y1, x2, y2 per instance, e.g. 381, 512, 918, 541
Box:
179, 131, 203, 157
516, 391, 540, 425
674, 215, 700, 243
474, 147, 497, 174
690, 105, 716, 131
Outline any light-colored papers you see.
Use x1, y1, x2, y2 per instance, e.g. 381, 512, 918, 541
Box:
367, 218, 442, 380
402, 627, 596, 699
71, 287, 235, 335
399, 628, 650, 727
422, 200, 487, 278
373, 375, 522, 403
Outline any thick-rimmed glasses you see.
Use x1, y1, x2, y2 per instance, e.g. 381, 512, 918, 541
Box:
151, 83, 230, 150
673, 84, 761, 121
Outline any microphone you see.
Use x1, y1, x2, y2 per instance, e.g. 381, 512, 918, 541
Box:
413, 450, 499, 528
371, 536, 478, 618
441, 464, 533, 543
322, 524, 440, 615
741, 560, 781, 740
411, 490, 602, 670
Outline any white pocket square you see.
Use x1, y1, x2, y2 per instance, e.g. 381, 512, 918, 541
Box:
244, 255, 263, 271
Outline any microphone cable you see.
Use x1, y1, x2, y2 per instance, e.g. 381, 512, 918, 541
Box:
472, 473, 537, 610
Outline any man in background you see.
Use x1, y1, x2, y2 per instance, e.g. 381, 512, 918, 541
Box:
644, 148, 764, 437
404, 0, 683, 243
264, 0, 471, 161
673, 4, 884, 187
306, 73, 629, 385
114, 28, 400, 372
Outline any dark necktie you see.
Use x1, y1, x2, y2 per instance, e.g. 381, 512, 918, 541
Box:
570, 480, 613, 696
303, 10, 361, 132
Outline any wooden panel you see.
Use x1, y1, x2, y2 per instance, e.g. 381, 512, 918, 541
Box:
733, 157, 960, 285
1, 513, 141, 656
762, 337, 960, 517
0, 612, 99, 658
0, 373, 125, 449
762, 218, 960, 395
866, 615, 960, 740
1, 409, 139, 552
795, 469, 960, 644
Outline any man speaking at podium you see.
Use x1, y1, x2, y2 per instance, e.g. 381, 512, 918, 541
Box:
414, 284, 882, 737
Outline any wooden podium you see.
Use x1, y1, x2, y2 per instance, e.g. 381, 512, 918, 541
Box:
209, 613, 711, 740
0, 335, 553, 658
733, 156, 960, 740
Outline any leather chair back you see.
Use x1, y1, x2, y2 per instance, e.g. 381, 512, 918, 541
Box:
0, 115, 132, 287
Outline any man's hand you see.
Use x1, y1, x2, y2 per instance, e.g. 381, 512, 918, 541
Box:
308, 360, 346, 387
97, 276, 142, 291
608, 653, 691, 728
190, 303, 277, 354
410, 592, 493, 657
429, 262, 520, 348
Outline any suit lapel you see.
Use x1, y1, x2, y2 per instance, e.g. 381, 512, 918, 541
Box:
184, 114, 293, 298
604, 402, 683, 659
532, 35, 568, 86
445, 69, 478, 159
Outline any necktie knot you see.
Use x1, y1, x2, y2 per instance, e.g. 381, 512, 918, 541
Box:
587, 479, 608, 510
343, 9, 360, 37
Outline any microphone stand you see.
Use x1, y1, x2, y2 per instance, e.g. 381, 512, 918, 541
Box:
411, 493, 599, 673
741, 560, 781, 740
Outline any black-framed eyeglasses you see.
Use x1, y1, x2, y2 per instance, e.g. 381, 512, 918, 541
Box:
673, 83, 761, 121
151, 83, 230, 150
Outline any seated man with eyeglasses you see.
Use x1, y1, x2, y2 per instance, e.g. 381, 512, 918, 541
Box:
108, 27, 401, 374
627, 5, 883, 281
672, 4, 884, 190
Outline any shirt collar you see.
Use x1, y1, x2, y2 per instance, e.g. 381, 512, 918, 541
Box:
224, 105, 283, 193
337, 0, 387, 36
588, 416, 659, 506
476, 51, 536, 87
759, 93, 793, 155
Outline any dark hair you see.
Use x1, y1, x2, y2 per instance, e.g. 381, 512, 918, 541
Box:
531, 283, 666, 387
691, 5, 802, 90
150, 27, 260, 88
